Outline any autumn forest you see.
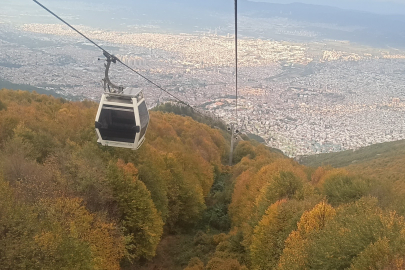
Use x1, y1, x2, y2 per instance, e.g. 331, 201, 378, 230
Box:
1, 89, 405, 270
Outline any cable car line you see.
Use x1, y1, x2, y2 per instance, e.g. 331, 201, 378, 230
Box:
228, 0, 239, 166
33, 0, 106, 54
234, 0, 239, 121
33, 0, 237, 151
32, 0, 198, 112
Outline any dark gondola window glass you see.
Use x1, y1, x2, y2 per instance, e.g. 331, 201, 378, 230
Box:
98, 106, 136, 143
138, 101, 149, 139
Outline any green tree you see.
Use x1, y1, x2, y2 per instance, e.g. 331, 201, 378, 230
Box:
107, 161, 163, 261
34, 197, 125, 270
349, 213, 405, 270
164, 153, 206, 231
184, 257, 205, 270
206, 257, 247, 270
322, 173, 373, 206
137, 153, 169, 222
0, 177, 39, 269
256, 171, 305, 218
277, 201, 336, 270
233, 141, 256, 164
307, 197, 387, 270
250, 199, 317, 270
0, 99, 6, 111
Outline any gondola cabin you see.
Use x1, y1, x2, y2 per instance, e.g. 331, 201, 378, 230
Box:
31, 1, 151, 150
95, 89, 149, 150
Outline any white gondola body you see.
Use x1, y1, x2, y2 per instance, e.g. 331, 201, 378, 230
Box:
95, 89, 149, 150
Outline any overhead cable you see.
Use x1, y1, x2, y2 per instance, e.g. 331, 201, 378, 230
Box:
32, 0, 198, 111
235, 0, 238, 121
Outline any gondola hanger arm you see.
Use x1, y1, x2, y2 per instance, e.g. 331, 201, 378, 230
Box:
100, 51, 124, 93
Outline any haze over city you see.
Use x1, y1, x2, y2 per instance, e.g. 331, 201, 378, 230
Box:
2, 0, 405, 156
254, 0, 405, 15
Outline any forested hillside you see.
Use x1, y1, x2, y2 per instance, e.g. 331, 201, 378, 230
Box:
299, 140, 405, 169
1, 89, 405, 270
299, 140, 405, 217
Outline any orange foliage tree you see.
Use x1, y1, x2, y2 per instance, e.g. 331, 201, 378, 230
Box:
249, 198, 319, 270
229, 158, 311, 248
107, 161, 163, 261
277, 201, 336, 270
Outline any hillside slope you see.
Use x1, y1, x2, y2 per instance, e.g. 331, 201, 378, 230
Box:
0, 89, 231, 268
299, 139, 405, 180
1, 89, 405, 270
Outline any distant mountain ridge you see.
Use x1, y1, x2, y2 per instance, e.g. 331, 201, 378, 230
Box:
48, 0, 405, 25
299, 139, 405, 168
253, 0, 405, 15
299, 139, 405, 183
50, 0, 405, 47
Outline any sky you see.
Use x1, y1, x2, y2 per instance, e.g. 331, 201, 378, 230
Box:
4, 0, 405, 15
253, 0, 405, 14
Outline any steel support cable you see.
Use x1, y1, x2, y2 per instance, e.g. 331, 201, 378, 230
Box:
228, 0, 239, 167
33, 0, 199, 112
235, 0, 238, 121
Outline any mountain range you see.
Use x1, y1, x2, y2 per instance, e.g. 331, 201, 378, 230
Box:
43, 0, 405, 48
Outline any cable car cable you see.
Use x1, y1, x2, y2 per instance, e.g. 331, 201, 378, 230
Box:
33, 0, 106, 54
229, 0, 239, 166
234, 0, 238, 121
33, 0, 198, 112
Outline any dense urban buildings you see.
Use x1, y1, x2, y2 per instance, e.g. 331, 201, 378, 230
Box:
1, 23, 405, 156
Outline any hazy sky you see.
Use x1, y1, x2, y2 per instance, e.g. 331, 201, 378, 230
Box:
252, 0, 405, 14
5, 0, 405, 15
4, 0, 405, 18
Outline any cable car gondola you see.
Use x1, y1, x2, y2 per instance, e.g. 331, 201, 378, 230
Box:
33, 0, 198, 151
94, 53, 149, 150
